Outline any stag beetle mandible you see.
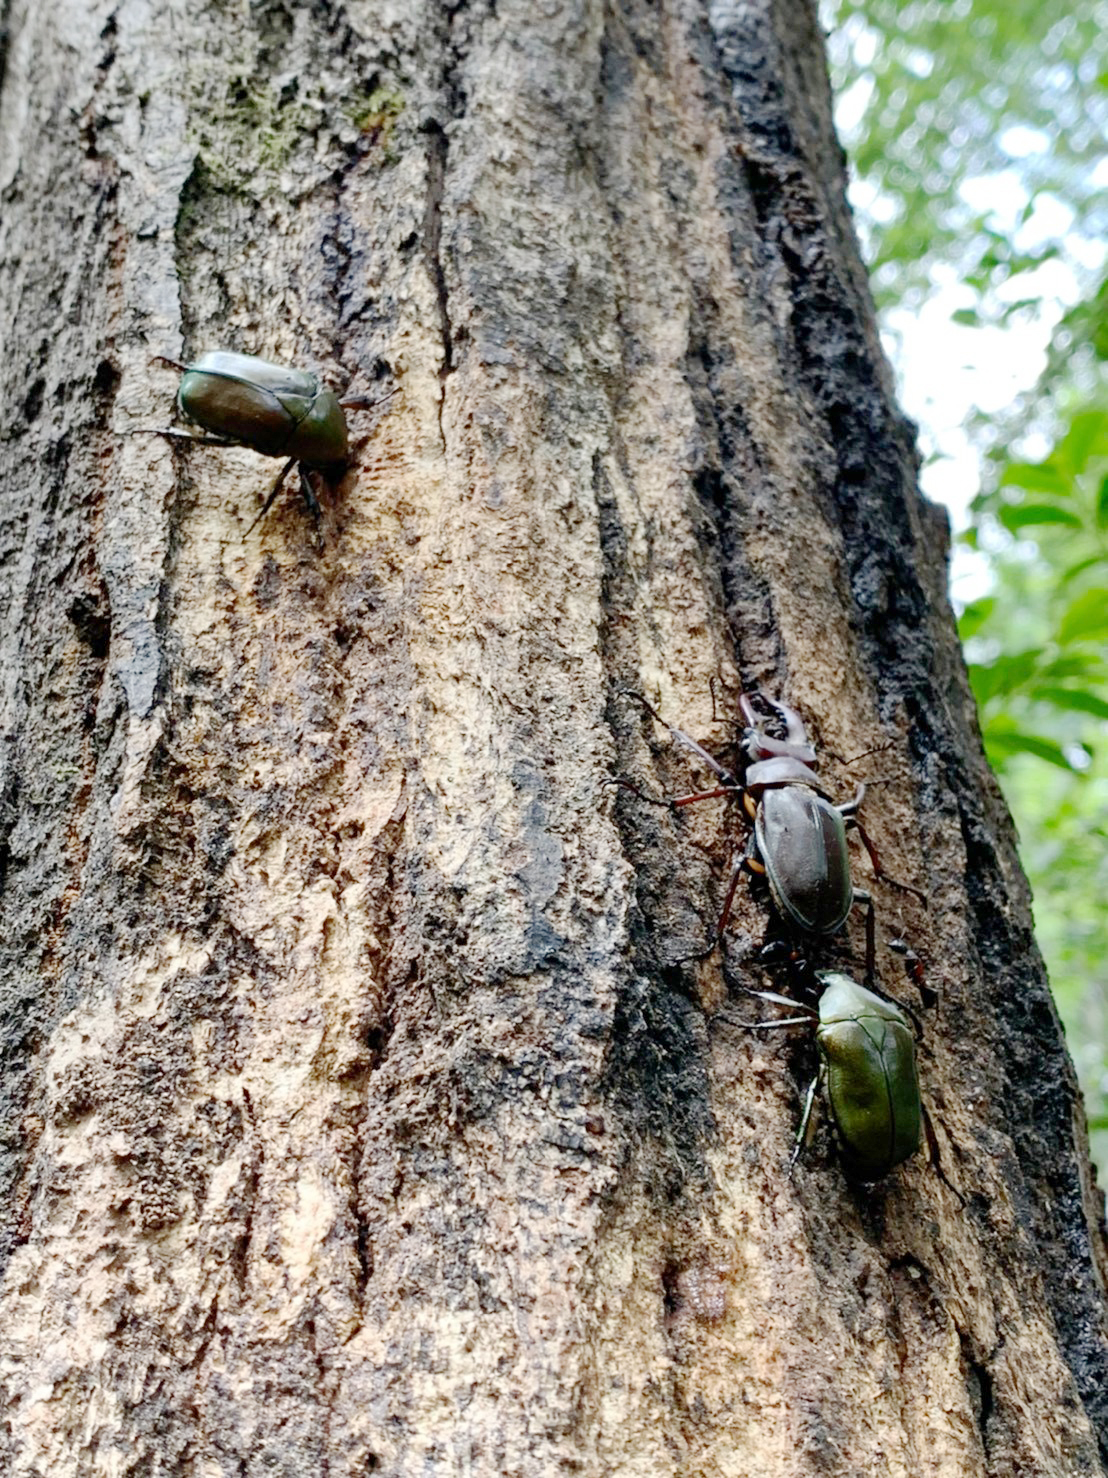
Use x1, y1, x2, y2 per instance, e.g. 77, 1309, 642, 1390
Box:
616, 690, 923, 946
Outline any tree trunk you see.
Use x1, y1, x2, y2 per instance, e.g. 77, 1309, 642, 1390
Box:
1, 0, 1106, 1473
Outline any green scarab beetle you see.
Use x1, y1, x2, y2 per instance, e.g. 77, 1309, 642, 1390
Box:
139, 351, 390, 533
742, 971, 922, 1180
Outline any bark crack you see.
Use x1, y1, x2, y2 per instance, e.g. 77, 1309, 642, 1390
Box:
956, 1326, 996, 1459
230, 1087, 260, 1294
423, 122, 454, 452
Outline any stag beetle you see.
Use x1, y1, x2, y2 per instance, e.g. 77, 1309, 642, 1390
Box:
739, 971, 922, 1179
617, 690, 922, 946
136, 351, 393, 534
721, 693, 895, 940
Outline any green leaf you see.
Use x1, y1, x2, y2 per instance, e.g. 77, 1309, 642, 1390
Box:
1059, 589, 1108, 644
1041, 652, 1108, 682
997, 503, 1083, 533
1060, 410, 1108, 475
957, 597, 996, 639
999, 297, 1045, 319
1062, 555, 1106, 584
1030, 686, 1108, 721
951, 308, 981, 326
968, 649, 1042, 703
983, 728, 1075, 770
1000, 461, 1072, 496
1097, 475, 1108, 530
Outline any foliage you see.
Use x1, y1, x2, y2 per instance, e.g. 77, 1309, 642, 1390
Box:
961, 421, 1108, 1169
824, 0, 1108, 1171
824, 0, 1108, 320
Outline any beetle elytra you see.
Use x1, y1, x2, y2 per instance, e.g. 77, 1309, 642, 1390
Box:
136, 351, 394, 535
742, 971, 922, 1179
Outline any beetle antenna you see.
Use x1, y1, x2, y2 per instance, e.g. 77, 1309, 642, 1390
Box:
709, 677, 726, 726
149, 355, 188, 373
618, 689, 737, 784
825, 740, 894, 769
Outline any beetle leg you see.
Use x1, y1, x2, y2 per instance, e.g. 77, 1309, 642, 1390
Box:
608, 776, 734, 813
845, 811, 885, 886
673, 787, 736, 807
132, 428, 241, 448
788, 1067, 824, 1176
741, 986, 818, 1017
715, 855, 746, 938
244, 456, 298, 537
841, 797, 928, 905
852, 887, 876, 983
837, 782, 866, 819
298, 464, 324, 520
716, 828, 766, 936
604, 776, 674, 810
339, 387, 399, 411
298, 466, 327, 552
922, 1104, 966, 1206
881, 867, 928, 904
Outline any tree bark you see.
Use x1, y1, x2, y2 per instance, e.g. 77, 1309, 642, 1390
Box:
1, 0, 1106, 1474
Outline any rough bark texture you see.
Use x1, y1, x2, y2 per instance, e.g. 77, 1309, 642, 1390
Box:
1, 0, 1106, 1474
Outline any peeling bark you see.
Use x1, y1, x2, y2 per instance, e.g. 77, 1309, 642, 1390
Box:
1, 0, 1106, 1474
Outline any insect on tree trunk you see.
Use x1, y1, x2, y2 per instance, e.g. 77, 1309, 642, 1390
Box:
1, 0, 1107, 1474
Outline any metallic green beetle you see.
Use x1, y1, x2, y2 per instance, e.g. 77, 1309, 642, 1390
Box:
140, 351, 387, 532
743, 971, 922, 1180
